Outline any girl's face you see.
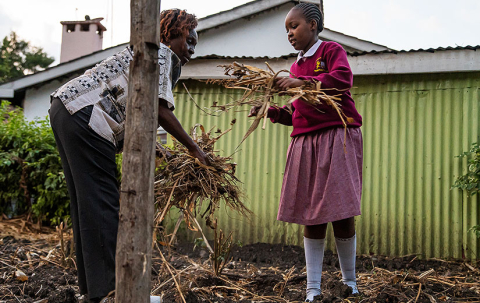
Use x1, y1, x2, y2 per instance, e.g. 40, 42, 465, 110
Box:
285, 8, 318, 53
167, 29, 198, 66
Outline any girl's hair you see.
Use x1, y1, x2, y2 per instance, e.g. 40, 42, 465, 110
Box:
293, 3, 324, 33
160, 9, 198, 43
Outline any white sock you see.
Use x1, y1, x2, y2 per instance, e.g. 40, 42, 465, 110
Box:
304, 237, 325, 301
335, 234, 358, 294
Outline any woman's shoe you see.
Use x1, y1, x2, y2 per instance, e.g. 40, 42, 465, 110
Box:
150, 296, 162, 303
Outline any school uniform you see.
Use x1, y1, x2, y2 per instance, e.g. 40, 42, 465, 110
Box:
267, 40, 363, 226
49, 43, 181, 299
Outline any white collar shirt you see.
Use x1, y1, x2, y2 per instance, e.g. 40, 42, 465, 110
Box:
297, 39, 323, 62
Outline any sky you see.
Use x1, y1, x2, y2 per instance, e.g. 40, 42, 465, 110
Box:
1, 0, 479, 65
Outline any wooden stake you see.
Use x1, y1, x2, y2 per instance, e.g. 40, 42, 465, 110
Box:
115, 0, 161, 302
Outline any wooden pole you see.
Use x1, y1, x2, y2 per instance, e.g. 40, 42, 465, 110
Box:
115, 0, 161, 302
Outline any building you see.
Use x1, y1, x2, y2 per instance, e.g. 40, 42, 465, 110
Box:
0, 0, 387, 121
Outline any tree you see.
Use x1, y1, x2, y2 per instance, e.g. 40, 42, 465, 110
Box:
0, 32, 54, 83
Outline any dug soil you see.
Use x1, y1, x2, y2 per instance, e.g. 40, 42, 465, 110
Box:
1, 234, 480, 303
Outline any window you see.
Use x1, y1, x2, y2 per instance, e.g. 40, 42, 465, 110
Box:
157, 128, 168, 145
80, 24, 90, 32
158, 134, 167, 145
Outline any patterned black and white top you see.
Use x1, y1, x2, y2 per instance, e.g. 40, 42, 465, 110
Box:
51, 43, 182, 149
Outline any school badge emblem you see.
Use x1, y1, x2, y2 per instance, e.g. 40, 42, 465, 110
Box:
314, 57, 328, 73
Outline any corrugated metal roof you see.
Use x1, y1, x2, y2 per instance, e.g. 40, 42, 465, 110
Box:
196, 0, 388, 54
197, 0, 320, 32
350, 45, 480, 57
198, 0, 288, 23
193, 53, 297, 60
320, 28, 391, 51
194, 45, 480, 60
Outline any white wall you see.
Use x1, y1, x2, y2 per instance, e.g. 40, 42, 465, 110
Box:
21, 3, 296, 120
194, 3, 295, 58
23, 74, 80, 121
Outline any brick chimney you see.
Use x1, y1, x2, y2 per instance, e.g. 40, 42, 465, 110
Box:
60, 16, 107, 63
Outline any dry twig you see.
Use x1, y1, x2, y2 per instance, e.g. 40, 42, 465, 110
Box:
207, 62, 354, 147
154, 124, 251, 230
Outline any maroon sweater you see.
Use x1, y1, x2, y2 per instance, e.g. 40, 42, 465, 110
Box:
268, 41, 362, 137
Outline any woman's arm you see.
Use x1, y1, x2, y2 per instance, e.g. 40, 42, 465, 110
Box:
157, 99, 208, 165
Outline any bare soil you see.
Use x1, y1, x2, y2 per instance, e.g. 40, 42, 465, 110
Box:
1, 233, 479, 303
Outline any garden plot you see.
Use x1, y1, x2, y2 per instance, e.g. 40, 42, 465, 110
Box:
1, 218, 479, 303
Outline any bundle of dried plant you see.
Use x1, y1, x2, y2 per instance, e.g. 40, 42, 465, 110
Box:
207, 62, 354, 146
154, 124, 251, 231
210, 228, 234, 277
55, 221, 75, 268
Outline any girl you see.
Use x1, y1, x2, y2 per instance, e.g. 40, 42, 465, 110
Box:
250, 3, 363, 301
49, 9, 206, 303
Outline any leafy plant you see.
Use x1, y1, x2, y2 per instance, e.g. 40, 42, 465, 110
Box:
469, 225, 480, 238
116, 153, 123, 184
0, 100, 69, 225
453, 143, 480, 196
452, 143, 480, 237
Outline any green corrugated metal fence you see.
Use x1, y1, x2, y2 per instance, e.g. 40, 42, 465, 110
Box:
168, 72, 480, 260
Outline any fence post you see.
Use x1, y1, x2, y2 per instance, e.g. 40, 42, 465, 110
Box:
115, 0, 161, 302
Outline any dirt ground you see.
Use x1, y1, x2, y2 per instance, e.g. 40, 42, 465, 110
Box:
1, 220, 480, 302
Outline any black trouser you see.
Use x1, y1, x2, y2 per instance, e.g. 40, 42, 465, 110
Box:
50, 98, 119, 300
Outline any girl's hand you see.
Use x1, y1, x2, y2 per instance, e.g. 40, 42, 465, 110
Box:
248, 106, 262, 117
275, 78, 305, 90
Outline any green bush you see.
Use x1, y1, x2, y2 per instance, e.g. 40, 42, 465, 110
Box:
452, 142, 480, 238
453, 143, 480, 196
0, 100, 69, 225
116, 153, 123, 184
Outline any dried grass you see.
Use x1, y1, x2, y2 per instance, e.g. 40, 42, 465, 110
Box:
154, 124, 251, 231
1, 221, 479, 303
151, 252, 480, 303
206, 62, 354, 147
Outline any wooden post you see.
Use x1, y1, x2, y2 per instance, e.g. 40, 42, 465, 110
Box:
115, 0, 160, 302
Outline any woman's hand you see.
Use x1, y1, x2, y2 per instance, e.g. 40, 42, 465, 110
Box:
157, 99, 210, 166
275, 78, 305, 90
188, 144, 210, 166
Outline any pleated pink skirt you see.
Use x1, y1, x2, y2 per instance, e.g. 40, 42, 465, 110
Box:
277, 127, 363, 225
